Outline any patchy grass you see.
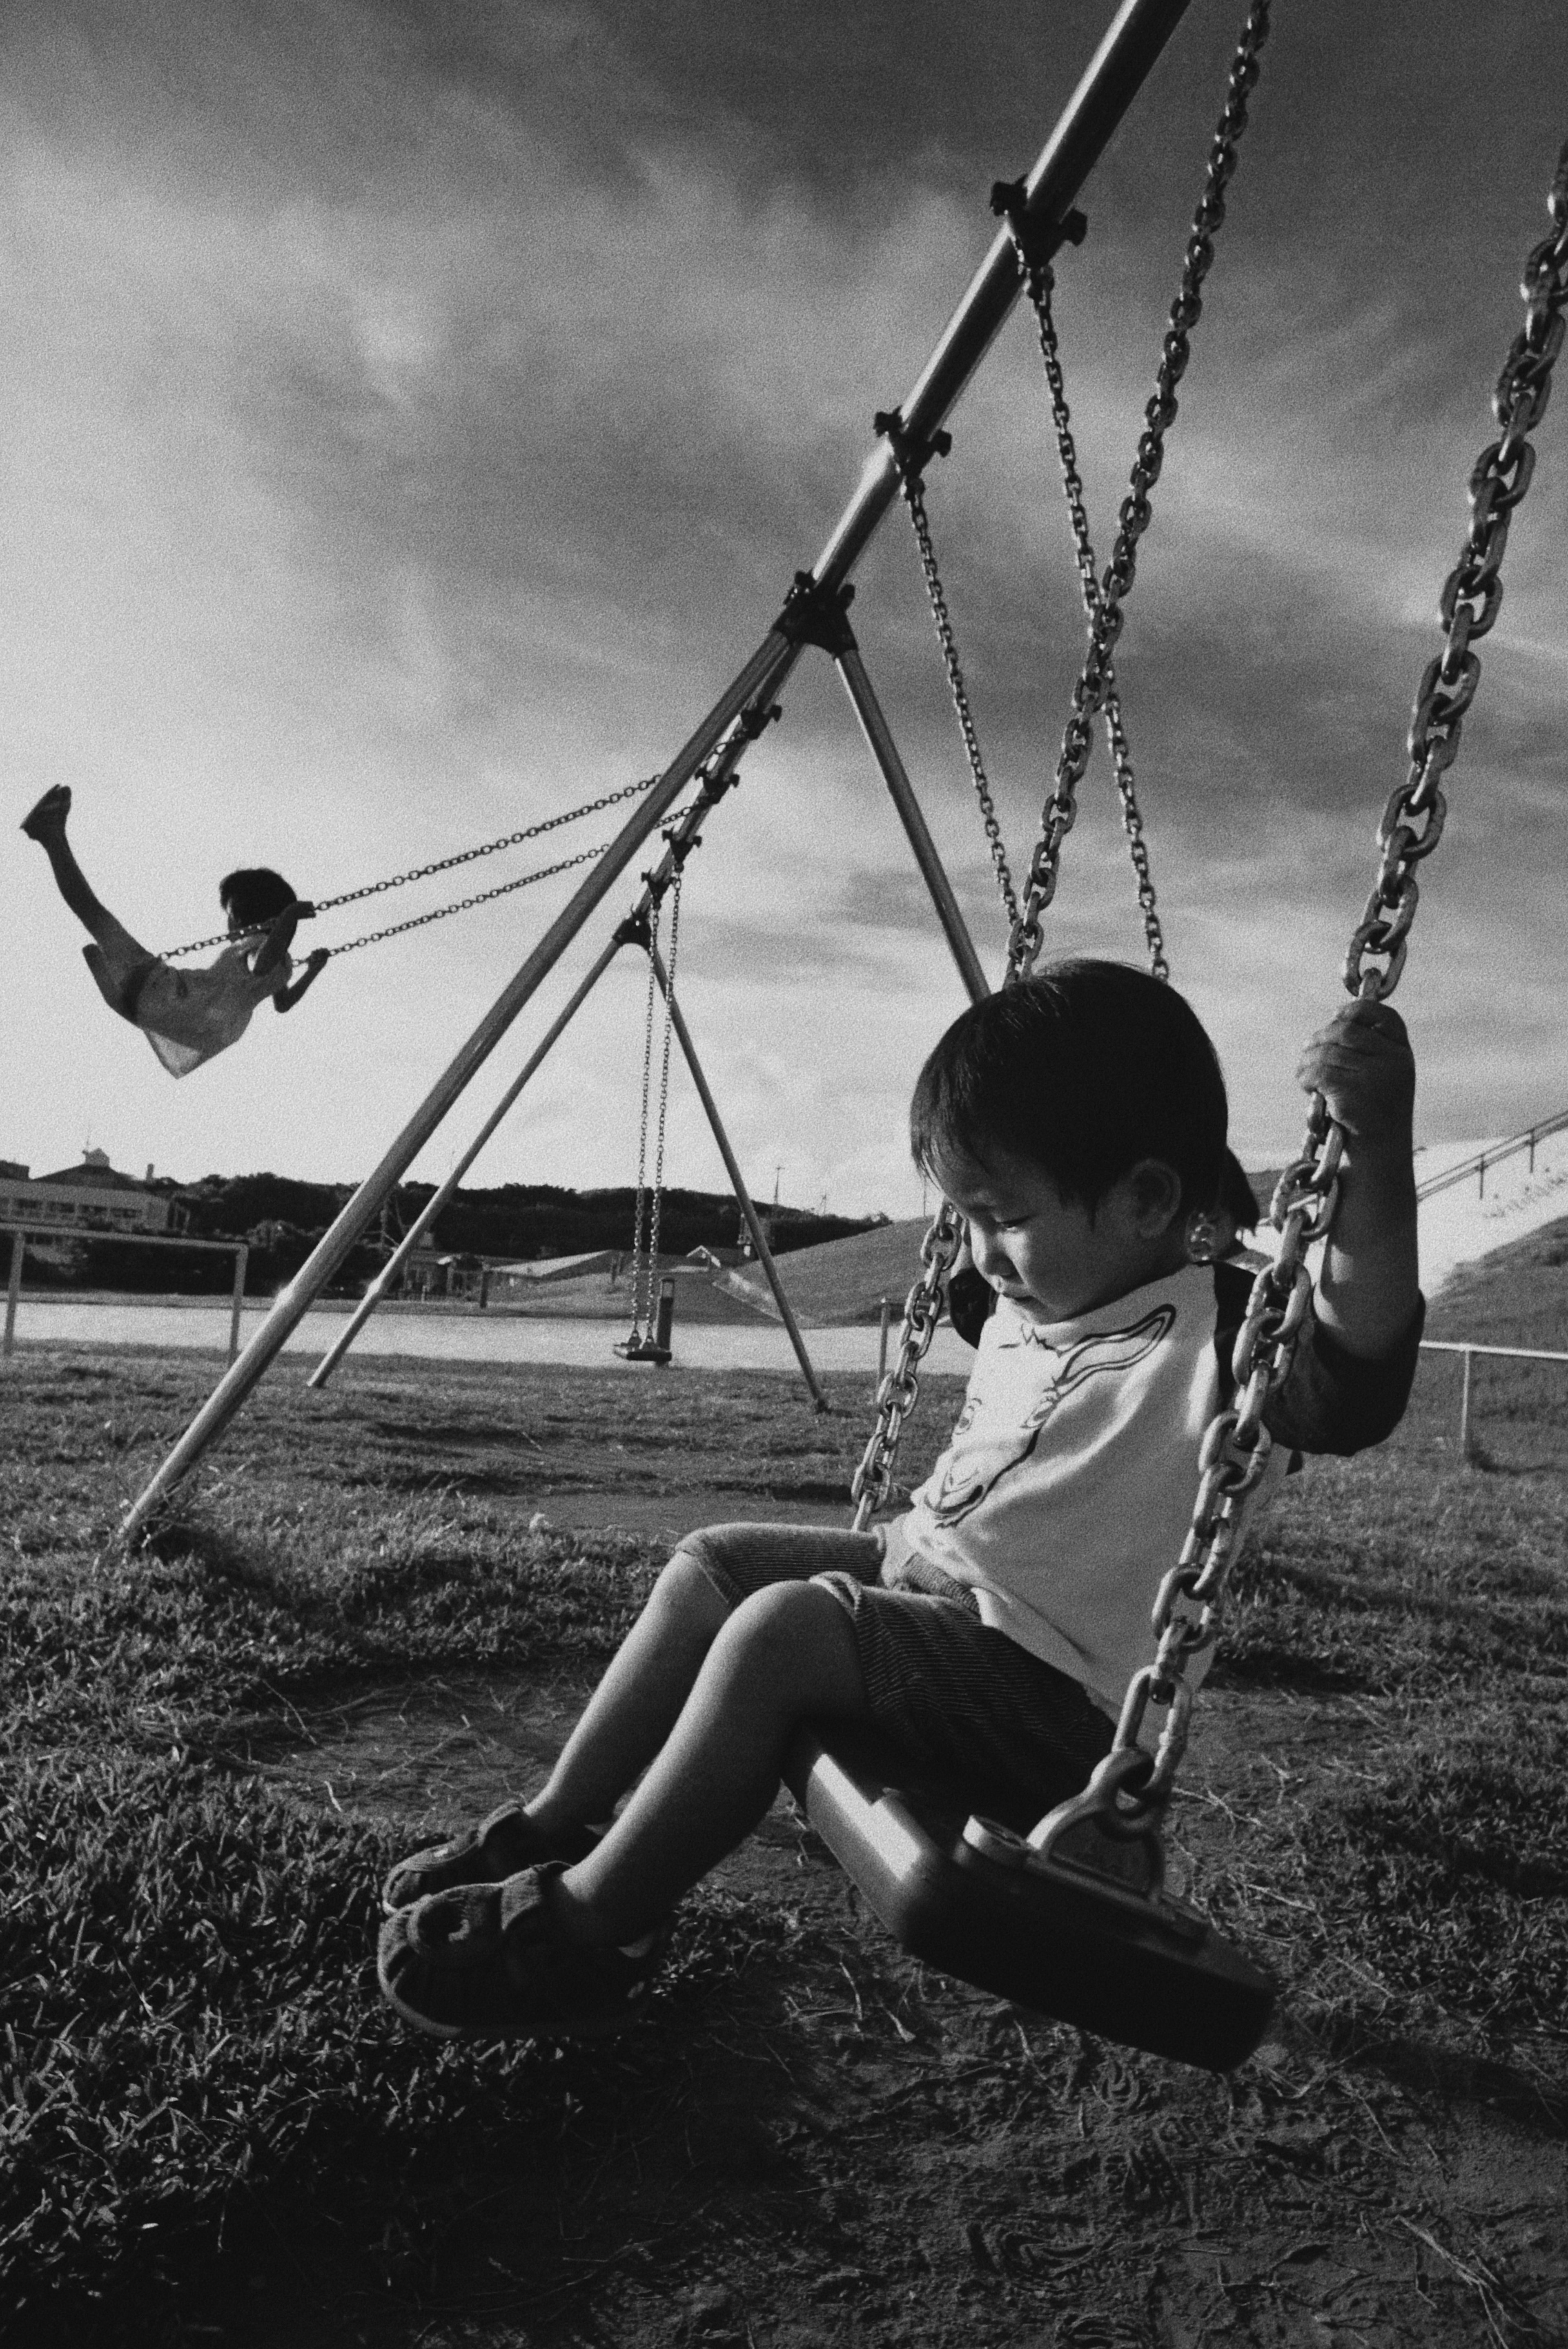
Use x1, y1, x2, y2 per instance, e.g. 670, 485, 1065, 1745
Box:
3, 1234, 1568, 2346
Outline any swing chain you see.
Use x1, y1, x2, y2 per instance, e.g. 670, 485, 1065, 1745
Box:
1097, 137, 1568, 1838
851, 1201, 963, 1529
875, 416, 1022, 929
626, 895, 663, 1344
165, 773, 659, 958
1345, 136, 1568, 1006
643, 866, 682, 1323
326, 841, 609, 957
1023, 262, 1169, 982
1007, 0, 1272, 981
854, 12, 1273, 1531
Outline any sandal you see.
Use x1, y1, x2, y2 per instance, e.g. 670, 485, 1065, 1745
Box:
377, 1866, 669, 2041
20, 785, 71, 840
381, 1802, 601, 1914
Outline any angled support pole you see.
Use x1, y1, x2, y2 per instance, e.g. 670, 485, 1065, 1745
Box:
304, 711, 777, 1391
122, 0, 1195, 1539
779, 575, 988, 1004
304, 932, 623, 1388
646, 944, 830, 1413
836, 645, 991, 1008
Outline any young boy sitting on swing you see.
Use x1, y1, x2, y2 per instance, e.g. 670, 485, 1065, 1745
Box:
22, 785, 329, 1077
378, 959, 1421, 2040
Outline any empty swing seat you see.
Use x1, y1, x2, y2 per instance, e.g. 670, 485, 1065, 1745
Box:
784, 1720, 1275, 2072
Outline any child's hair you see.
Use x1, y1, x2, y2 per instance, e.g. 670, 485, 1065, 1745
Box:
910, 959, 1228, 1215
218, 868, 297, 929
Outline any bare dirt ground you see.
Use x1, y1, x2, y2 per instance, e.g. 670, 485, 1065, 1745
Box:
208, 1486, 1568, 2349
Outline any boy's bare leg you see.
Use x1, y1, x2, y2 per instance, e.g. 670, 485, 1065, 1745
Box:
524, 1550, 734, 1840
21, 787, 117, 939
546, 1579, 868, 1947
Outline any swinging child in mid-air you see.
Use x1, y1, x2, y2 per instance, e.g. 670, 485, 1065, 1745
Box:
22, 785, 329, 1077
376, 958, 1423, 2043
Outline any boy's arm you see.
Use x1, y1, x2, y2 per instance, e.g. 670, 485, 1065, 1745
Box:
1294, 998, 1420, 1361
274, 948, 330, 1013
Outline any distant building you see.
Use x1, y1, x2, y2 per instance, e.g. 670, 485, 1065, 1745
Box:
0, 1149, 187, 1235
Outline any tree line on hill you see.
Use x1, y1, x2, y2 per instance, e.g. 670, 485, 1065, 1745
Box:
24, 1176, 888, 1298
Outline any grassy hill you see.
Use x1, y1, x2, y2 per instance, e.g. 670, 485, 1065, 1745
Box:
1424, 1212, 1568, 1350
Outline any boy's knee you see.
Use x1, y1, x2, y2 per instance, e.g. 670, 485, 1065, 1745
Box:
716, 1580, 861, 1695
652, 1541, 733, 1635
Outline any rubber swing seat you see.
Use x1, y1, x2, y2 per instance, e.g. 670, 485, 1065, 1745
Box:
612, 1337, 672, 1365
784, 1719, 1275, 2072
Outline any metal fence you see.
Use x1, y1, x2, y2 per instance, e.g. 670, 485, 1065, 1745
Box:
2, 1227, 250, 1364
1419, 1338, 1568, 1459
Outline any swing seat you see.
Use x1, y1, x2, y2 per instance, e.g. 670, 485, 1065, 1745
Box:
612, 1336, 672, 1364
784, 1720, 1275, 2072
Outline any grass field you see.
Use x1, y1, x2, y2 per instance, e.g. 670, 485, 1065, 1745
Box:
3, 1223, 1568, 2347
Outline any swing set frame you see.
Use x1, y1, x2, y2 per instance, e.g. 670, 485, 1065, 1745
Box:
115, 0, 1567, 2068
125, 0, 1203, 1541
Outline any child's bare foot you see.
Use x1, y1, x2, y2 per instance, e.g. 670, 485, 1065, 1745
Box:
21, 785, 71, 841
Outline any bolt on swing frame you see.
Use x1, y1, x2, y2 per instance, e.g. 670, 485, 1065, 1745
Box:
122, 0, 1200, 1541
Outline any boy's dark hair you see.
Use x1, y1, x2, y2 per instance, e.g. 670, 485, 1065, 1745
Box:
218, 868, 297, 928
910, 959, 1228, 1215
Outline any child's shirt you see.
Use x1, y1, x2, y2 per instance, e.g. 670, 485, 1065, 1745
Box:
132, 946, 291, 1079
887, 1258, 1420, 1718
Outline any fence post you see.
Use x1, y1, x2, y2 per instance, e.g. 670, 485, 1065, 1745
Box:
1459, 1347, 1474, 1461
3, 1231, 23, 1359
228, 1245, 249, 1365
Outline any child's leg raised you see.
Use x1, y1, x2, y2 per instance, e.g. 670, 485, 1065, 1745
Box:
22, 786, 120, 941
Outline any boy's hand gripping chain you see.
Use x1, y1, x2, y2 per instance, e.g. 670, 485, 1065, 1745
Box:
1081, 134, 1568, 1849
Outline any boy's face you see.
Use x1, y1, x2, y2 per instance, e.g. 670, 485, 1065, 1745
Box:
932, 1141, 1186, 1323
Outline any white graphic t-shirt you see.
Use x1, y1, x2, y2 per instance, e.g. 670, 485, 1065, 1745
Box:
896, 1264, 1290, 1717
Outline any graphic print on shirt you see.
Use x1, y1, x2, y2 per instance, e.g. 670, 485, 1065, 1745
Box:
922, 1304, 1176, 1525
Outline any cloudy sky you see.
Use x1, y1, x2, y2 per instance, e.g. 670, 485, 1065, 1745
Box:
5, 0, 1565, 1220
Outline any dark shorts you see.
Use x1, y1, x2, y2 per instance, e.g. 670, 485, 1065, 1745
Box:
81, 917, 164, 1023
678, 1521, 1113, 1825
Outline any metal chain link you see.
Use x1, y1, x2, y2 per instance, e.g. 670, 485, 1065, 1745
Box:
642, 866, 682, 1330
1344, 139, 1568, 1007
625, 895, 663, 1346
1027, 270, 1169, 981
893, 463, 1022, 928
1007, 0, 1272, 981
1096, 138, 1568, 1838
325, 841, 608, 957
164, 773, 659, 958
851, 1201, 964, 1528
